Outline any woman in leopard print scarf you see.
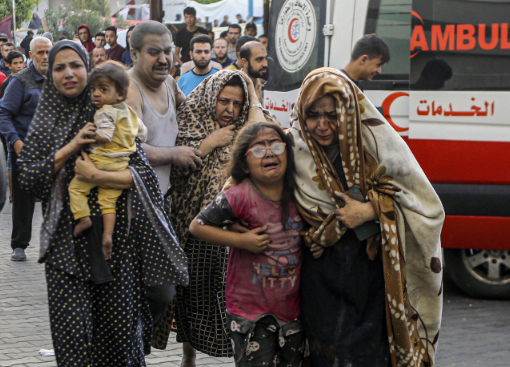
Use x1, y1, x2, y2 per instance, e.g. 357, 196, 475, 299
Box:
153, 70, 271, 361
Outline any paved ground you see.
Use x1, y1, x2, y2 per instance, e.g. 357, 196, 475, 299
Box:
0, 203, 509, 366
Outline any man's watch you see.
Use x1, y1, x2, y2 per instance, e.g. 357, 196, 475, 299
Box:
249, 103, 262, 109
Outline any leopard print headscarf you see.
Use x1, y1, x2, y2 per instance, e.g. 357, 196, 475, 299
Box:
170, 70, 251, 248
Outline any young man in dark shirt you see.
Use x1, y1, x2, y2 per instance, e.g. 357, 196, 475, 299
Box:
341, 34, 390, 92
174, 6, 208, 65
105, 26, 125, 62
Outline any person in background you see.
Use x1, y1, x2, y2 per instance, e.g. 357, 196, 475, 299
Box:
244, 22, 257, 37
236, 13, 245, 23
1, 51, 26, 97
0, 43, 15, 76
59, 35, 67, 41
0, 33, 8, 54
341, 33, 389, 91
42, 32, 54, 43
94, 31, 106, 48
0, 50, 26, 206
213, 19, 219, 28
225, 35, 257, 71
174, 7, 208, 66
78, 24, 94, 53
105, 26, 125, 62
91, 46, 107, 68
72, 34, 80, 42
175, 13, 182, 22
239, 41, 268, 105
220, 30, 228, 39
28, 13, 42, 29
212, 37, 233, 68
226, 24, 241, 60
0, 37, 52, 262
121, 25, 135, 67
20, 31, 34, 59
258, 34, 268, 49
208, 31, 215, 40
220, 15, 230, 27
177, 35, 219, 96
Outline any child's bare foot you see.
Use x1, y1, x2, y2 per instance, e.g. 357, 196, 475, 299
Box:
102, 234, 113, 260
73, 217, 92, 237
180, 343, 196, 367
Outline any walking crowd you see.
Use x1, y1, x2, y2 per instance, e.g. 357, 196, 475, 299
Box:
0, 6, 444, 367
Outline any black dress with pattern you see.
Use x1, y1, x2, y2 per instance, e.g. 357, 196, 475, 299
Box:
17, 41, 188, 366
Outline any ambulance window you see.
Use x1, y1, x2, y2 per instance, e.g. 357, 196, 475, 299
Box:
364, 0, 412, 81
410, 0, 510, 91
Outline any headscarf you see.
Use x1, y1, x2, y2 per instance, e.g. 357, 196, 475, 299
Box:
18, 40, 188, 287
170, 70, 252, 248
122, 25, 135, 67
289, 68, 444, 366
29, 13, 42, 29
78, 24, 94, 53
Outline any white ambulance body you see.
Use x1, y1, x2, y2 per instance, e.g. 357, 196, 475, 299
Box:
265, 0, 510, 298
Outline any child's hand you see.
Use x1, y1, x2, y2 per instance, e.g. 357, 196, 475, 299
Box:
241, 226, 270, 253
305, 236, 325, 259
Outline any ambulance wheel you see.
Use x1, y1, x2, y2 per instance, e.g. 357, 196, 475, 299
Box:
444, 248, 510, 299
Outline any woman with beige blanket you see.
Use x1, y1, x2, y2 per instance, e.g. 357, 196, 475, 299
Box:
289, 68, 444, 367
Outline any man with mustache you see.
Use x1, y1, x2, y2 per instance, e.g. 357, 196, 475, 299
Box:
177, 35, 219, 96
91, 46, 107, 68
211, 37, 233, 69
239, 40, 268, 105
125, 21, 202, 328
0, 37, 52, 261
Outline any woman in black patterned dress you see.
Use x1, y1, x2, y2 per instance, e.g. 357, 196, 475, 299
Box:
18, 41, 188, 366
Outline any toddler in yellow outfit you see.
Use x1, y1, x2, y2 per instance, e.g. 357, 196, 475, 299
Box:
69, 61, 147, 259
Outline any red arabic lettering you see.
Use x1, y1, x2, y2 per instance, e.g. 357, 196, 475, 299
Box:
416, 99, 494, 117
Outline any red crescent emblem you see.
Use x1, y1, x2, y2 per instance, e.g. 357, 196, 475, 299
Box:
288, 18, 299, 43
381, 92, 409, 132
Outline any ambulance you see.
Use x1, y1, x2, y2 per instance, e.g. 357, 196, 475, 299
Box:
264, 0, 510, 298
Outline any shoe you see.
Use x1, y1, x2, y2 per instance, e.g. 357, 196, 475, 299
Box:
11, 248, 26, 261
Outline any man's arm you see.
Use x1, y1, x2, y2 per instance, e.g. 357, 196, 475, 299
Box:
167, 75, 186, 108
0, 78, 24, 151
174, 46, 184, 66
125, 76, 144, 120
126, 74, 202, 169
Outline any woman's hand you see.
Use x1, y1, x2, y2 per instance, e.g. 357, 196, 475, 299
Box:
304, 236, 325, 259
240, 226, 270, 253
69, 122, 97, 155
74, 151, 99, 183
208, 125, 236, 148
198, 125, 236, 157
239, 70, 259, 104
334, 191, 377, 229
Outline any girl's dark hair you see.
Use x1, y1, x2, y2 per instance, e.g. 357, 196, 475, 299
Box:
223, 75, 244, 89
228, 122, 297, 228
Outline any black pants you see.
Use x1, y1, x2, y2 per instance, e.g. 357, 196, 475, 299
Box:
10, 150, 36, 250
145, 284, 176, 326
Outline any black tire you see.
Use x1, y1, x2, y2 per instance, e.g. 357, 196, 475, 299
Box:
0, 138, 7, 213
444, 248, 510, 299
